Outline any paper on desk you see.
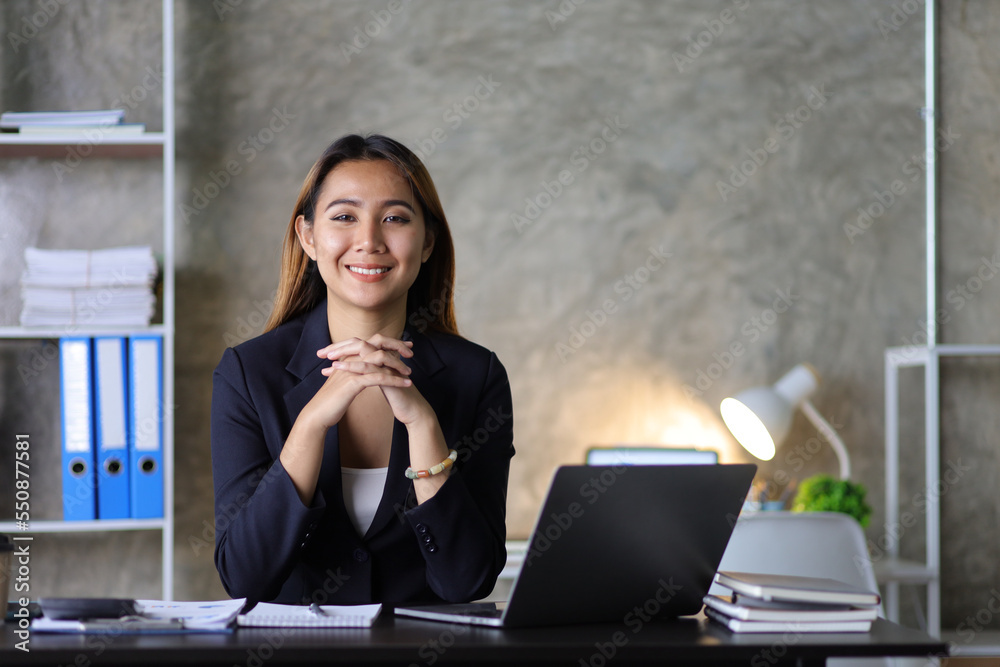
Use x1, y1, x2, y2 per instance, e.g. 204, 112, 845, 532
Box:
31, 598, 246, 634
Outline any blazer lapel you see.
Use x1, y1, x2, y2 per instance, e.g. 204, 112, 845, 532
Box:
364, 326, 446, 539
281, 304, 345, 510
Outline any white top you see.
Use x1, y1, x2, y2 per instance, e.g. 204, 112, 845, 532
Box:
341, 467, 389, 537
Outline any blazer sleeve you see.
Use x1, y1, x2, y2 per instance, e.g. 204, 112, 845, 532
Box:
211, 346, 326, 602
404, 351, 514, 602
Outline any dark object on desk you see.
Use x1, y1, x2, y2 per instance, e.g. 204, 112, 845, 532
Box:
38, 598, 137, 620
396, 463, 757, 627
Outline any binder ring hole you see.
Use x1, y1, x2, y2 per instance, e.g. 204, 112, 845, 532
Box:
70, 458, 88, 477
105, 458, 122, 475
139, 456, 157, 474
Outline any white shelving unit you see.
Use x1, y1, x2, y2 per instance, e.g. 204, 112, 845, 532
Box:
0, 0, 175, 600
880, 2, 1000, 641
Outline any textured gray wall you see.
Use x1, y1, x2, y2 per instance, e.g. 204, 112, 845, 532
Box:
0, 0, 997, 632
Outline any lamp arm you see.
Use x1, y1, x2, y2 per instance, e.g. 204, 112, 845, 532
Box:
800, 400, 851, 480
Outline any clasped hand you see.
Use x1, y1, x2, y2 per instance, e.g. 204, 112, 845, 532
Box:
306, 333, 431, 428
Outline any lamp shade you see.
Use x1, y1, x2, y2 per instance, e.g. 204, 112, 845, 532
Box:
720, 364, 850, 479
720, 364, 820, 462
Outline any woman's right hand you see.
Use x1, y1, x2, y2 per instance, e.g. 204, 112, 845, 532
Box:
280, 334, 414, 506
300, 334, 415, 430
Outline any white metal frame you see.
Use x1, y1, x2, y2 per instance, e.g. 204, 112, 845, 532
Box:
0, 0, 175, 600
881, 1, 1000, 639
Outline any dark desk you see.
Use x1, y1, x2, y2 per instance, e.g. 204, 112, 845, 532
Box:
2, 614, 947, 666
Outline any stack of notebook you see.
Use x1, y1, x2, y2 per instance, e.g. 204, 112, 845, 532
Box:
704, 571, 881, 633
19, 246, 158, 327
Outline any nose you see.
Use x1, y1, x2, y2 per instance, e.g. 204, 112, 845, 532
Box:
354, 218, 385, 252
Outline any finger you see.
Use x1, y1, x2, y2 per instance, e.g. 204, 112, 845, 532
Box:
329, 360, 411, 376
355, 349, 413, 374
317, 337, 378, 360
365, 334, 415, 358
322, 364, 413, 387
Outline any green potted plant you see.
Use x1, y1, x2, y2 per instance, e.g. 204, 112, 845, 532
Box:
791, 474, 872, 527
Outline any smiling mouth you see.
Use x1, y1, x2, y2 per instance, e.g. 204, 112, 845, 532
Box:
347, 265, 391, 276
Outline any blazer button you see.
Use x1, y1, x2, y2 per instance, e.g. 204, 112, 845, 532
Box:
415, 523, 429, 535
426, 543, 438, 553
353, 548, 369, 563
421, 534, 433, 545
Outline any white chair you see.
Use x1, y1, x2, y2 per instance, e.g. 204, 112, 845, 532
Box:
711, 511, 921, 667
711, 511, 880, 600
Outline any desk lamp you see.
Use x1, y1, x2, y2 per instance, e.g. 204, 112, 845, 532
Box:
720, 363, 851, 479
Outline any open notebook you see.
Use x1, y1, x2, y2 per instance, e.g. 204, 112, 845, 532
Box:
237, 602, 382, 628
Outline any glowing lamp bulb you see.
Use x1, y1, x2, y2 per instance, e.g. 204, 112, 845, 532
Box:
720, 397, 776, 461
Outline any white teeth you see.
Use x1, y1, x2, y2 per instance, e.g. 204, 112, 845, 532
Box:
348, 266, 389, 276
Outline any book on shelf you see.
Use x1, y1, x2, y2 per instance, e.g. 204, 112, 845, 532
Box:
19, 246, 158, 328
16, 123, 146, 137
0, 109, 126, 131
706, 571, 881, 634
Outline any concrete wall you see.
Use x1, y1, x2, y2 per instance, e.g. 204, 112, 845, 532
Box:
0, 0, 997, 631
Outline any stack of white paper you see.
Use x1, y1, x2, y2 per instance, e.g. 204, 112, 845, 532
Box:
19, 246, 158, 327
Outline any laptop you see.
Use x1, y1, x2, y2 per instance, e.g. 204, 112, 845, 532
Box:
395, 463, 756, 627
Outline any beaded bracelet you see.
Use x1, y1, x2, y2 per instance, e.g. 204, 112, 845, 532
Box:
405, 450, 458, 480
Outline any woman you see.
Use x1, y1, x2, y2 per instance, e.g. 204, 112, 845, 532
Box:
211, 134, 514, 606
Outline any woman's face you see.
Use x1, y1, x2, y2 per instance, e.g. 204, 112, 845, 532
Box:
296, 159, 434, 318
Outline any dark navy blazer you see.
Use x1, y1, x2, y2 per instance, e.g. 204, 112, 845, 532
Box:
211, 302, 514, 605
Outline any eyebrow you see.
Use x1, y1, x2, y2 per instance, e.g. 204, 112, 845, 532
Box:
324, 198, 416, 213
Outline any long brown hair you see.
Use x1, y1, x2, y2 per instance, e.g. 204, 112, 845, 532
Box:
265, 134, 459, 336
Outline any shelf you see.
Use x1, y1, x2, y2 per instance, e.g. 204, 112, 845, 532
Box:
0, 0, 176, 599
0, 519, 165, 533
0, 133, 165, 159
873, 558, 938, 585
941, 630, 1000, 657
0, 325, 167, 339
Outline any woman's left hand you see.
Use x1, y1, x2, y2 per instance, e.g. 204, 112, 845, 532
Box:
318, 334, 435, 426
